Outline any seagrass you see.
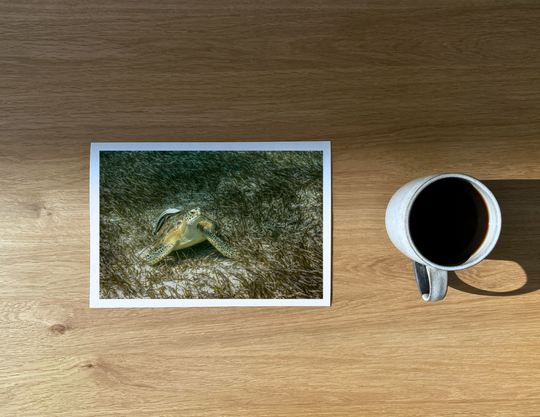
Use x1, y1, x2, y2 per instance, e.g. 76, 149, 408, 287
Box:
99, 150, 324, 299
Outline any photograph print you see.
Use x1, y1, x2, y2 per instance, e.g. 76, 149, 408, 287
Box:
90, 142, 331, 307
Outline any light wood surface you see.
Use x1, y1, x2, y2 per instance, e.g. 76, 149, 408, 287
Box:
2, 1, 540, 415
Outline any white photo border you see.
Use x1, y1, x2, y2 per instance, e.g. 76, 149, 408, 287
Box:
90, 142, 331, 308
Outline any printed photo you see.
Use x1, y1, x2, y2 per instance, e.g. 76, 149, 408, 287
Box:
90, 142, 331, 307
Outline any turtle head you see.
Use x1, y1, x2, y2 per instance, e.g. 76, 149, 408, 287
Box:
185, 208, 202, 225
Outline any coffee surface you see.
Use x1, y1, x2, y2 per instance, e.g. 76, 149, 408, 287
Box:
409, 178, 488, 266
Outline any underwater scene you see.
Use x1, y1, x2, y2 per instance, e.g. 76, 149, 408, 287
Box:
99, 150, 323, 299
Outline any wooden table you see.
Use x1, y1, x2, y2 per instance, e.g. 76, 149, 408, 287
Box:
2, 1, 540, 415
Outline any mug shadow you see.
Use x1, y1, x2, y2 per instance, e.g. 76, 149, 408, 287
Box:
448, 180, 540, 296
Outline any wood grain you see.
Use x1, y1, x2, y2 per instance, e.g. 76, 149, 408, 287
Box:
2, 0, 540, 415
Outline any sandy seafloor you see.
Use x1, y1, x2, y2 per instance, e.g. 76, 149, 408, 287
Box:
99, 150, 324, 300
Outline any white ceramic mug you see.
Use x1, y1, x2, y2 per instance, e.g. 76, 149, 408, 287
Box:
385, 173, 502, 302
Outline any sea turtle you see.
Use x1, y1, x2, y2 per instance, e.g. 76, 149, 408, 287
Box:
145, 207, 239, 265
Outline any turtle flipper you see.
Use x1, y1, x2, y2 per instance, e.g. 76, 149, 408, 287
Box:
146, 243, 175, 265
202, 229, 240, 260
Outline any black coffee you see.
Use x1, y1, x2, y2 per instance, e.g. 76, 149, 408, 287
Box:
409, 178, 489, 266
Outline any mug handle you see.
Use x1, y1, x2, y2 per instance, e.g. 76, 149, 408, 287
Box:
413, 261, 448, 302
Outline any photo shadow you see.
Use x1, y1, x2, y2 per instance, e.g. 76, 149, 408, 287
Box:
448, 180, 540, 296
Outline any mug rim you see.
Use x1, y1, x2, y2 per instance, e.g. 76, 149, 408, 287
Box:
404, 173, 502, 271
